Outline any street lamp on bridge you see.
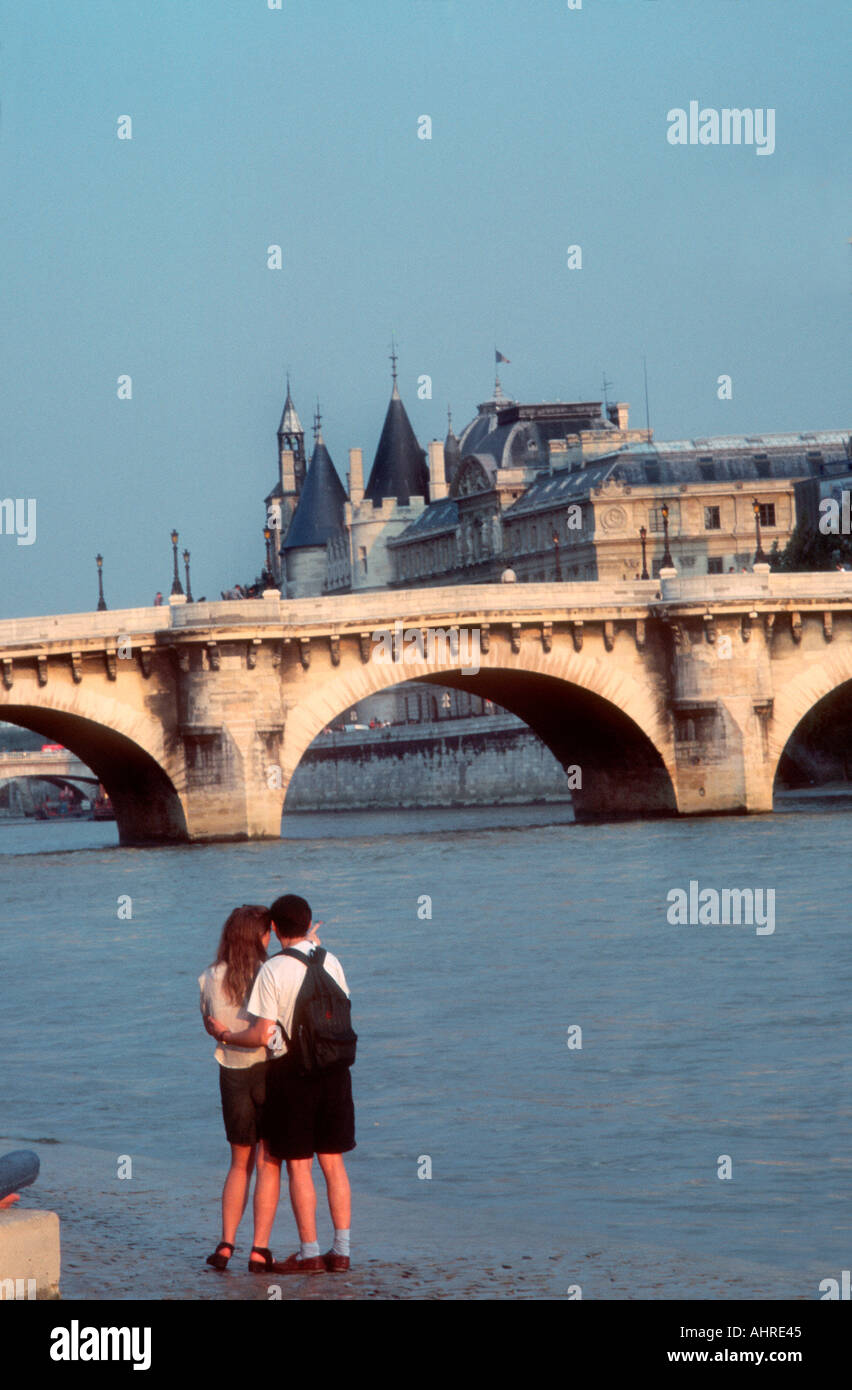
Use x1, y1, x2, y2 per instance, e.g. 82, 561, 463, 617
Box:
183, 548, 193, 603
752, 498, 766, 564
95, 554, 107, 611
170, 530, 184, 596
639, 526, 649, 580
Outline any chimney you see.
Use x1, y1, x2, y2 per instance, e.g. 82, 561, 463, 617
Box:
348, 447, 364, 506
607, 402, 630, 431
280, 448, 296, 495
428, 439, 447, 500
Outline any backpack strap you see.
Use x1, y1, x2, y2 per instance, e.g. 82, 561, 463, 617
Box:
275, 946, 322, 1050
279, 947, 310, 965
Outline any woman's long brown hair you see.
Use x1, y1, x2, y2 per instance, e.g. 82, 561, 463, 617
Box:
213, 904, 272, 1006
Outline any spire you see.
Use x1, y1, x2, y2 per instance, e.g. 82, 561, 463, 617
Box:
444, 403, 461, 485
364, 367, 429, 507
281, 428, 347, 551
278, 374, 304, 438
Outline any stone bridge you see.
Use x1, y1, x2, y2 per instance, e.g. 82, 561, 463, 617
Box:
0, 569, 850, 843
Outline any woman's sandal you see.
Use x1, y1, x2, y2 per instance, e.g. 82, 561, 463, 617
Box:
249, 1245, 275, 1273
206, 1241, 234, 1271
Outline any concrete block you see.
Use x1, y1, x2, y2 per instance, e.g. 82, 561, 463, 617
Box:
0, 1210, 61, 1299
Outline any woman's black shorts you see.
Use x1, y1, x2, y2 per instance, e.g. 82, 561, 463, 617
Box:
261, 1055, 356, 1160
218, 1060, 268, 1146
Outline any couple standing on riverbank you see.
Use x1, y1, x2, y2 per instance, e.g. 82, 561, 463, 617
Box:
198, 895, 356, 1275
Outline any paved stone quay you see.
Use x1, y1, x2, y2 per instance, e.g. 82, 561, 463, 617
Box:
1, 571, 851, 841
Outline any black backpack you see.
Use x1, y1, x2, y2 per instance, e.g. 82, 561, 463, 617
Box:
279, 947, 357, 1075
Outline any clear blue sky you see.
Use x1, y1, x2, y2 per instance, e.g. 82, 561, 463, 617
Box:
2, 0, 849, 615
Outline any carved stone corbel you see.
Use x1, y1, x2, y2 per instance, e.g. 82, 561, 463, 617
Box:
2, 658, 13, 690
70, 651, 83, 683
480, 623, 490, 654
635, 619, 646, 651
572, 620, 584, 652
823, 612, 834, 643
741, 614, 752, 643
703, 614, 716, 645
510, 623, 521, 654
329, 635, 340, 666
247, 639, 261, 669
360, 633, 371, 663
299, 638, 311, 670
541, 621, 552, 653
791, 612, 802, 644
763, 612, 776, 641
206, 642, 219, 671
37, 656, 48, 686
603, 620, 615, 652
104, 649, 117, 680
138, 647, 153, 678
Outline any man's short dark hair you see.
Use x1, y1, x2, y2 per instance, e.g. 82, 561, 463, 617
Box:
270, 894, 312, 938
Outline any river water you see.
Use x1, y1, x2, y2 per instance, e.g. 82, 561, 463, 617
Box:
1, 799, 850, 1300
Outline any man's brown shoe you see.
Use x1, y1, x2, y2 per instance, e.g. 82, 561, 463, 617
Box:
323, 1250, 350, 1273
270, 1252, 326, 1275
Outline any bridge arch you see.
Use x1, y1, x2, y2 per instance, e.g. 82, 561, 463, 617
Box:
281, 643, 678, 820
0, 687, 188, 843
769, 646, 852, 794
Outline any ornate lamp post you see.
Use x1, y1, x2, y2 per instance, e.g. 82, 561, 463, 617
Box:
639, 525, 649, 580
552, 531, 562, 582
95, 554, 107, 611
752, 498, 766, 564
264, 526, 274, 582
661, 502, 674, 569
183, 548, 193, 602
170, 529, 184, 596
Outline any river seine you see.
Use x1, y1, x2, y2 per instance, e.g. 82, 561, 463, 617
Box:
1, 799, 849, 1300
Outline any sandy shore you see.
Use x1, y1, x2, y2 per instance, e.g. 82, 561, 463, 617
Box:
1, 1134, 816, 1300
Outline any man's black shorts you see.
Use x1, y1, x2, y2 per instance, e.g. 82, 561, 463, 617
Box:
218, 1060, 268, 1146
262, 1055, 356, 1160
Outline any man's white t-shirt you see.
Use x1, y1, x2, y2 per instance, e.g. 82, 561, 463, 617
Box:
247, 940, 349, 1058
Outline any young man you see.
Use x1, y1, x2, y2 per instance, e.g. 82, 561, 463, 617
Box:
217, 894, 355, 1274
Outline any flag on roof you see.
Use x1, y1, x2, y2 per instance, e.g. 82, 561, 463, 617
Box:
495, 349, 510, 364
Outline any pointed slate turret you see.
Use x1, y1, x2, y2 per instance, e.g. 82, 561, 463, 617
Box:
364, 361, 430, 507
281, 425, 347, 551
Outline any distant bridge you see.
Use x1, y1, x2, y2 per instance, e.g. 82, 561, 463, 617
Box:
0, 570, 851, 843
0, 749, 99, 788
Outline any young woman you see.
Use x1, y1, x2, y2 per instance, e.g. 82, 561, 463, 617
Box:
198, 904, 274, 1271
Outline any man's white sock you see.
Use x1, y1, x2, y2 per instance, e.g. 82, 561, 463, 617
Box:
300, 1240, 320, 1260
333, 1228, 350, 1257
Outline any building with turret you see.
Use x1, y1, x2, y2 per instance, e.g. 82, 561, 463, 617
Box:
264, 363, 850, 596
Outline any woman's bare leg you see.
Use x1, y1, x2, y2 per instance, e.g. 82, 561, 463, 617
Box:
221, 1143, 255, 1246
252, 1139, 282, 1251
